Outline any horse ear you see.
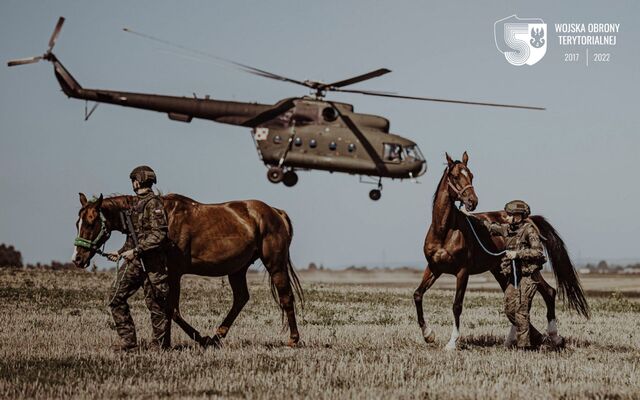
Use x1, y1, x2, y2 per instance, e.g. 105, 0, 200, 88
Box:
445, 152, 454, 167
95, 194, 104, 208
462, 151, 469, 165
79, 193, 88, 206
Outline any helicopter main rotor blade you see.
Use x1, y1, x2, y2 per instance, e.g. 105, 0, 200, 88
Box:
241, 98, 297, 127
334, 88, 546, 110
48, 17, 65, 52
323, 68, 391, 90
328, 101, 388, 175
7, 56, 43, 67
231, 63, 308, 87
123, 27, 310, 88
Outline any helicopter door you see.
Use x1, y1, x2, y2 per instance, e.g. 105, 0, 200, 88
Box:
383, 143, 403, 163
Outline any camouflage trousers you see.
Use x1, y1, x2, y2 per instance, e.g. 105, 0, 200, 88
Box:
108, 256, 171, 349
504, 275, 543, 348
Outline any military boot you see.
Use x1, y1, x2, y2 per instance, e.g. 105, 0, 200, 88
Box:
148, 339, 170, 352
111, 342, 138, 353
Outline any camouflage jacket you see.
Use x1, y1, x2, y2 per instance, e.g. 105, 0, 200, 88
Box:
124, 191, 168, 255
483, 220, 546, 276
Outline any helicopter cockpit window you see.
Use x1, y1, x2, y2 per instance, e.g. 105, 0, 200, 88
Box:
383, 143, 403, 162
404, 145, 424, 161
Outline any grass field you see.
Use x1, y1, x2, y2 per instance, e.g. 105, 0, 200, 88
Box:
1, 268, 638, 399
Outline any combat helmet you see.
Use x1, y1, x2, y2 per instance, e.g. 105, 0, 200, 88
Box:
129, 165, 157, 186
504, 200, 530, 217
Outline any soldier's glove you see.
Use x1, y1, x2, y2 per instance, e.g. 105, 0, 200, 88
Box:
505, 250, 518, 260
120, 249, 137, 261
106, 252, 120, 262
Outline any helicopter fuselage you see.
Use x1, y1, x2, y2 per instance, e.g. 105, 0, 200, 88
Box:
52, 56, 426, 180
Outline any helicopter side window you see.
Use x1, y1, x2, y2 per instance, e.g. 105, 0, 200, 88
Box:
383, 143, 403, 162
322, 107, 338, 122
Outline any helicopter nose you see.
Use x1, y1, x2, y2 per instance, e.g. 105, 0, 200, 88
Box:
411, 160, 427, 177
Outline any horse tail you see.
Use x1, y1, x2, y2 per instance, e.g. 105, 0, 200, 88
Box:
270, 209, 304, 311
530, 215, 590, 318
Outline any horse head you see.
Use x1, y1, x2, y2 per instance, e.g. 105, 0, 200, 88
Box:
445, 152, 478, 212
72, 192, 110, 268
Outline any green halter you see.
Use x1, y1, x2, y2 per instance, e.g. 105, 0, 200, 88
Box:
74, 211, 110, 252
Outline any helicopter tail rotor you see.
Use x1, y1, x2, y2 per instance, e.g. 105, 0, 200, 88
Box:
7, 17, 65, 67
7, 56, 44, 67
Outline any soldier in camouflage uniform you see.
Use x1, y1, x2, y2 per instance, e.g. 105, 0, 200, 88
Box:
106, 166, 171, 352
484, 200, 546, 349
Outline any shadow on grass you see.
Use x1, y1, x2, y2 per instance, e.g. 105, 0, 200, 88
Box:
565, 337, 636, 353
459, 334, 504, 348
458, 334, 636, 353
169, 339, 297, 351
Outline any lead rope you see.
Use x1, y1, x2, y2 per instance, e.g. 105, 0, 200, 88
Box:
107, 255, 128, 306
463, 212, 518, 289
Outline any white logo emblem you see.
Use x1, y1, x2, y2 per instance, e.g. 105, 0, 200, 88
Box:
495, 15, 547, 66
254, 127, 269, 141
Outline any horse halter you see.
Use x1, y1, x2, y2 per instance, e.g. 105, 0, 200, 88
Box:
446, 168, 474, 200
74, 211, 110, 255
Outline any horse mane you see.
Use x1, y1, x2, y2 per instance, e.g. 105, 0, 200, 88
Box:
101, 194, 134, 210
432, 162, 460, 208
99, 192, 200, 209
163, 193, 198, 203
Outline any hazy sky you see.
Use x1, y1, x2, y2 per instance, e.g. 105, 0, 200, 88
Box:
1, 1, 638, 268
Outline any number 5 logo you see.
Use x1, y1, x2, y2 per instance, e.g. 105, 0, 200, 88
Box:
495, 15, 547, 66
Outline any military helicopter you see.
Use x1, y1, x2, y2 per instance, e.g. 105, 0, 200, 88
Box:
8, 18, 544, 200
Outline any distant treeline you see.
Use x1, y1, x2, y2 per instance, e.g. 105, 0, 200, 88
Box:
0, 244, 22, 267
0, 243, 78, 270
581, 260, 640, 274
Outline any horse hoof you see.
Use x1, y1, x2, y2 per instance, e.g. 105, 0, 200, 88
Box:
423, 329, 436, 344
444, 342, 457, 351
201, 335, 222, 349
549, 334, 565, 348
504, 340, 517, 349
287, 338, 300, 348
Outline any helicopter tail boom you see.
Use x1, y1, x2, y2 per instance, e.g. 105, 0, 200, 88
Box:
48, 54, 276, 126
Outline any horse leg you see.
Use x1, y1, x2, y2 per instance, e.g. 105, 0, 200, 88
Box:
215, 267, 250, 340
534, 271, 564, 346
167, 275, 208, 347
270, 267, 299, 347
445, 270, 469, 350
260, 224, 301, 347
413, 265, 442, 343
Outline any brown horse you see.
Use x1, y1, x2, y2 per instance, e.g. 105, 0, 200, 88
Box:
414, 152, 589, 350
72, 193, 303, 347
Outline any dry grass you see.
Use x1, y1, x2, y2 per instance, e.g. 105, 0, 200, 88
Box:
1, 268, 638, 399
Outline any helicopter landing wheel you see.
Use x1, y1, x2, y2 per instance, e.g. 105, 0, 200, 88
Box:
369, 189, 382, 201
283, 170, 298, 187
267, 166, 284, 183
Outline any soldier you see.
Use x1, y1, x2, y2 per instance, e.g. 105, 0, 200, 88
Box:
106, 166, 171, 352
483, 200, 547, 349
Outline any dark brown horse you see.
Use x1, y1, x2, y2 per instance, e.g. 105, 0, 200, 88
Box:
414, 152, 589, 350
72, 193, 303, 347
